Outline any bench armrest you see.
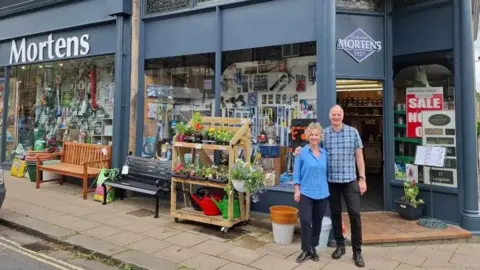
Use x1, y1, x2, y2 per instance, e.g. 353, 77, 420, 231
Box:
83, 159, 111, 167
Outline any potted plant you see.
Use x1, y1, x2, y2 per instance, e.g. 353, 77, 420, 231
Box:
210, 165, 228, 184
231, 159, 266, 202
191, 112, 204, 143
184, 126, 195, 143
191, 163, 205, 180
173, 163, 189, 178
395, 180, 425, 220
174, 122, 186, 142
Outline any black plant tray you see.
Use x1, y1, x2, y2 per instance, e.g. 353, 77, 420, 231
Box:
209, 177, 228, 184
172, 173, 189, 179
190, 176, 207, 181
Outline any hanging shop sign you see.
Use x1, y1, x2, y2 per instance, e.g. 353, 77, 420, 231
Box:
336, 28, 382, 63
9, 34, 90, 64
406, 87, 443, 138
421, 110, 457, 188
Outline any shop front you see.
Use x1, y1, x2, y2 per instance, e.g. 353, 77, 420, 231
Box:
0, 0, 132, 169
138, 0, 480, 232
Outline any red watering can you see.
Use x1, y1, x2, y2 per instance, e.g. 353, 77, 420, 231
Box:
185, 190, 221, 216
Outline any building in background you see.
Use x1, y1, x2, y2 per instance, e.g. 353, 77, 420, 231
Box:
1, 0, 480, 233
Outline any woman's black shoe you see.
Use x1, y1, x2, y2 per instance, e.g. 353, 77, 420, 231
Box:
353, 251, 365, 267
296, 251, 311, 263
310, 248, 319, 262
331, 246, 346, 259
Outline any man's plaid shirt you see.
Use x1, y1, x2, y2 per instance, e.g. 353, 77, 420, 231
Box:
323, 124, 363, 183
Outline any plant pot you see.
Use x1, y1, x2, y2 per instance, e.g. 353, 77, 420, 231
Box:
184, 136, 195, 143
395, 200, 425, 220
177, 135, 185, 142
232, 179, 247, 192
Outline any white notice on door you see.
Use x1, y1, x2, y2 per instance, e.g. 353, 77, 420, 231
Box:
414, 146, 447, 168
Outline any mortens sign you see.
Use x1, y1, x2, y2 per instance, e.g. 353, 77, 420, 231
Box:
337, 28, 382, 63
9, 34, 90, 64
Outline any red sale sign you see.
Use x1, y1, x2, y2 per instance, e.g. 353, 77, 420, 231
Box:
406, 87, 444, 138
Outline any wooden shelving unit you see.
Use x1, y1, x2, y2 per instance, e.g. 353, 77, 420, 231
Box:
170, 117, 251, 233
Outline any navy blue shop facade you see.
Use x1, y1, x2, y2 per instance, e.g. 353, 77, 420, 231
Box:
137, 0, 480, 233
0, 0, 132, 170
138, 0, 480, 233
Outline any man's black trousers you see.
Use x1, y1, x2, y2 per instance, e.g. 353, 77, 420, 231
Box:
328, 180, 362, 252
299, 194, 327, 251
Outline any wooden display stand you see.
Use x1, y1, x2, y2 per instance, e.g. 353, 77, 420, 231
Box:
170, 117, 251, 233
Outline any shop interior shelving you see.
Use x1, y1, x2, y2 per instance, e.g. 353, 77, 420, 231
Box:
170, 117, 251, 233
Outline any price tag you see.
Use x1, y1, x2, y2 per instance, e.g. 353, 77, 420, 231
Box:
122, 165, 129, 175
101, 148, 108, 156
195, 144, 202, 149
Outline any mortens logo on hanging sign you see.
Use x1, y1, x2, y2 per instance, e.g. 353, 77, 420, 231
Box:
337, 28, 382, 63
9, 34, 90, 64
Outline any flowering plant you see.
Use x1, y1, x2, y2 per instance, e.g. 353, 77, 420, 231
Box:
191, 112, 203, 133
400, 180, 424, 208
231, 159, 266, 202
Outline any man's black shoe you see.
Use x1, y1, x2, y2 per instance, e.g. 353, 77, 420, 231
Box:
296, 251, 311, 263
310, 248, 319, 262
331, 246, 346, 259
353, 251, 365, 268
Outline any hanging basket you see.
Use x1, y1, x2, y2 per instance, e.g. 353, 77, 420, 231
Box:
232, 179, 247, 192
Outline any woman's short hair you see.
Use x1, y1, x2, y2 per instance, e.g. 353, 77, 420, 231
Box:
306, 122, 324, 141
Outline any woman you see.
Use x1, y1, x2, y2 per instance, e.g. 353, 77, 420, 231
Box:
293, 122, 329, 263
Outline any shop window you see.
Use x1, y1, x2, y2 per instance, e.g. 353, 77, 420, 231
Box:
143, 53, 215, 158
145, 0, 192, 15
222, 42, 316, 188
393, 0, 436, 10
393, 64, 456, 188
5, 55, 115, 162
336, 0, 384, 12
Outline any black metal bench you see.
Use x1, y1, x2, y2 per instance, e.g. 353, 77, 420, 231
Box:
102, 156, 171, 218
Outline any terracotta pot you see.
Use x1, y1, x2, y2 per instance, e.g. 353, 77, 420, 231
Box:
270, 205, 298, 225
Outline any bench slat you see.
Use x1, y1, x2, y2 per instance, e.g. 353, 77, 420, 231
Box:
104, 181, 159, 195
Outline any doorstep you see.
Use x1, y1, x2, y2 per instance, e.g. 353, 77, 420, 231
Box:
249, 211, 473, 244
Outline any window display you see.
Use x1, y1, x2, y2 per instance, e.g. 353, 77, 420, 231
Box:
5, 55, 115, 161
393, 64, 456, 187
221, 42, 317, 189
143, 53, 215, 158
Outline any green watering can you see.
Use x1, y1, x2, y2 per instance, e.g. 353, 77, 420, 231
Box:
211, 196, 240, 219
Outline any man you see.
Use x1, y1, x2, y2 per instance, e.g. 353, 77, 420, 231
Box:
295, 105, 367, 268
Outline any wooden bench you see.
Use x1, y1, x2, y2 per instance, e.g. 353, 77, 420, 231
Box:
102, 156, 171, 218
36, 142, 112, 199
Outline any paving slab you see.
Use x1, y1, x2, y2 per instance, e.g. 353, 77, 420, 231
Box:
3, 213, 76, 239
233, 236, 269, 250
217, 262, 259, 270
82, 225, 125, 239
114, 250, 177, 270
249, 254, 299, 270
102, 230, 147, 246
142, 227, 182, 240
191, 239, 235, 256
164, 231, 209, 247
255, 242, 300, 258
218, 246, 265, 265
127, 237, 173, 254
181, 253, 230, 270
64, 234, 127, 256
153, 244, 200, 264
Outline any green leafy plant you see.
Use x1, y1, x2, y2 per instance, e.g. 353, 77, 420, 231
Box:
231, 159, 266, 202
400, 180, 424, 208
174, 122, 186, 135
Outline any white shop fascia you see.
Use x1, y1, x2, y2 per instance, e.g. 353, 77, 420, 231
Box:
9, 34, 90, 64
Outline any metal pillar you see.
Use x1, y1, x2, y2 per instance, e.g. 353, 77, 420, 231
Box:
316, 0, 336, 127
1, 66, 9, 162
135, 0, 146, 156
383, 0, 394, 210
113, 14, 132, 169
456, 0, 480, 232
214, 6, 222, 117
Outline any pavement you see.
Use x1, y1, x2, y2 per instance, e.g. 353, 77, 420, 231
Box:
1, 174, 480, 270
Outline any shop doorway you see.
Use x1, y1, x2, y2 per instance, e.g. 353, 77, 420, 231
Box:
336, 79, 384, 212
